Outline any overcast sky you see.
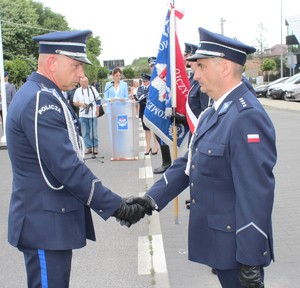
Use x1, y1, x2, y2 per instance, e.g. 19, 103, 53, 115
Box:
38, 0, 298, 65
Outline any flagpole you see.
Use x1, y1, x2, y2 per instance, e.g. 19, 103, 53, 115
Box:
169, 3, 179, 224
0, 16, 7, 147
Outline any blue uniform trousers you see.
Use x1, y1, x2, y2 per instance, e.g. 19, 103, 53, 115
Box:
19, 246, 72, 288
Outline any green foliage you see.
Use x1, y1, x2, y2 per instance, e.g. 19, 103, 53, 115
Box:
32, 3, 69, 31
273, 56, 284, 71
87, 36, 102, 57
123, 67, 135, 79
0, 0, 104, 86
4, 58, 32, 87
84, 53, 100, 83
130, 57, 151, 77
98, 67, 109, 80
0, 0, 40, 60
261, 58, 276, 72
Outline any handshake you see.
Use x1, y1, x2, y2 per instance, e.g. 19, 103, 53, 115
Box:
113, 195, 156, 227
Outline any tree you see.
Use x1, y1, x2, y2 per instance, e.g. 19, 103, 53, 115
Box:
31, 1, 69, 31
87, 35, 102, 57
123, 67, 135, 79
131, 57, 151, 77
0, 0, 39, 60
254, 23, 267, 70
261, 58, 276, 82
4, 58, 32, 88
98, 67, 109, 80
273, 56, 284, 72
1, 0, 104, 85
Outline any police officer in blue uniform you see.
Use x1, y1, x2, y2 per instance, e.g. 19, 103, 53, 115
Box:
6, 30, 146, 288
130, 27, 277, 287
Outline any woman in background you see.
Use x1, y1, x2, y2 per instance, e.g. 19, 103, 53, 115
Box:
130, 80, 139, 116
104, 67, 129, 114
104, 67, 129, 141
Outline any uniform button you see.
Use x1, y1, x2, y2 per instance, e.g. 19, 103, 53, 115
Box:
61, 208, 65, 213
262, 251, 268, 256
208, 149, 212, 154
99, 209, 103, 213
192, 199, 196, 204
191, 165, 195, 170
195, 148, 198, 152
191, 183, 194, 188
226, 225, 231, 230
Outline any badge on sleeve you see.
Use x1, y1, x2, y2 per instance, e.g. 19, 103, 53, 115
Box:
219, 101, 232, 114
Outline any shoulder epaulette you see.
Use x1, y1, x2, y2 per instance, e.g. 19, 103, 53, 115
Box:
235, 97, 253, 112
39, 84, 52, 94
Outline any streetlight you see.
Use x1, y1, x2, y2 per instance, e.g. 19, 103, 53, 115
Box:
280, 0, 283, 78
220, 18, 226, 35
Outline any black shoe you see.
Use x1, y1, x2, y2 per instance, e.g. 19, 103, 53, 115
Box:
151, 148, 159, 155
144, 148, 152, 155
153, 163, 171, 174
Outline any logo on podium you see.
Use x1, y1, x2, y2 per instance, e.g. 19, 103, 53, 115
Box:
117, 114, 128, 131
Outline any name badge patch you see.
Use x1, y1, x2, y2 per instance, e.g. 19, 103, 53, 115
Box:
38, 104, 61, 115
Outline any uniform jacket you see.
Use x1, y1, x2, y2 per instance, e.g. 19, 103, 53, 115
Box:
104, 80, 129, 113
0, 82, 16, 111
147, 82, 277, 270
136, 85, 149, 119
6, 72, 122, 250
5, 82, 17, 108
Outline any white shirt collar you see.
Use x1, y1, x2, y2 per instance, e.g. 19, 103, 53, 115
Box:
214, 82, 243, 111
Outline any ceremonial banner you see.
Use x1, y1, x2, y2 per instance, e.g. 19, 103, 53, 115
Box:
143, 5, 190, 150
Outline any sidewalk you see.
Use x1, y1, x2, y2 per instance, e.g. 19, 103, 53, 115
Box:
259, 97, 300, 111
147, 98, 300, 287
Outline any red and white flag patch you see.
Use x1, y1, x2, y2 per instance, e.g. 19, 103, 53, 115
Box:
247, 134, 260, 143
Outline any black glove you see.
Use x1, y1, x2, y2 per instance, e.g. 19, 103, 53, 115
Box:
170, 113, 187, 125
126, 195, 156, 216
239, 265, 264, 288
113, 198, 146, 227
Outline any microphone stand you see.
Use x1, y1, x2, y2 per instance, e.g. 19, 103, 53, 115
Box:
84, 104, 104, 163
80, 83, 113, 111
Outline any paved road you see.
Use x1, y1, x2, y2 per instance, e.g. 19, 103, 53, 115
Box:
0, 98, 300, 287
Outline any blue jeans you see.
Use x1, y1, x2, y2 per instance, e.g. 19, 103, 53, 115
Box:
79, 117, 98, 149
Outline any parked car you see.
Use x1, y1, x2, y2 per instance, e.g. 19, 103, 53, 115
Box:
255, 77, 289, 97
282, 86, 300, 101
267, 73, 300, 100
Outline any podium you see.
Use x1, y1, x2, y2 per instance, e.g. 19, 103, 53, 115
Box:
108, 101, 139, 161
